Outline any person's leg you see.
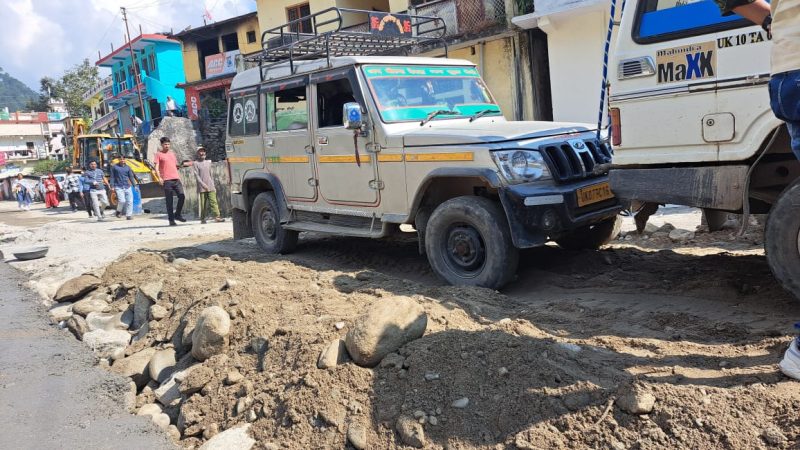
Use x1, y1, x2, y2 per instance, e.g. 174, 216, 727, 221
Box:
114, 188, 125, 217
769, 70, 800, 159
208, 191, 221, 219
124, 187, 133, 218
164, 181, 176, 224
199, 192, 208, 222
84, 191, 93, 217
98, 191, 109, 217
90, 191, 103, 219
174, 181, 186, 221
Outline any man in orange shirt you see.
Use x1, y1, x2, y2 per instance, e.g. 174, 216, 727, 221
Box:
153, 137, 186, 226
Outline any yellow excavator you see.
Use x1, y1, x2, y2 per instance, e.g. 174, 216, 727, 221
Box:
70, 119, 163, 199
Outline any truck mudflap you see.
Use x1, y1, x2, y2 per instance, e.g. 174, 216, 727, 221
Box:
231, 193, 254, 240
498, 176, 623, 249
608, 166, 747, 211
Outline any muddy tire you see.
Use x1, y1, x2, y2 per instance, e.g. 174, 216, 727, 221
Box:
425, 196, 518, 289
556, 216, 622, 250
765, 179, 800, 301
251, 192, 297, 254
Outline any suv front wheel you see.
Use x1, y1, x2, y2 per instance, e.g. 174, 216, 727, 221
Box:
425, 196, 519, 289
252, 192, 298, 254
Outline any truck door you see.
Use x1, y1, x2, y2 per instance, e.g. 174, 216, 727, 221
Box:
263, 78, 317, 201
612, 0, 745, 165
228, 89, 265, 192
310, 68, 378, 206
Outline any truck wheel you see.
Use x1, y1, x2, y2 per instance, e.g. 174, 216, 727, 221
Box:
251, 192, 298, 254
556, 216, 622, 250
425, 196, 518, 289
765, 179, 800, 300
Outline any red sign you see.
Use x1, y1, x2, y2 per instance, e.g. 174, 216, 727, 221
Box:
186, 87, 201, 120
369, 12, 412, 37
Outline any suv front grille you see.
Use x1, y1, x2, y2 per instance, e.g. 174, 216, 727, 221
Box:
540, 139, 613, 182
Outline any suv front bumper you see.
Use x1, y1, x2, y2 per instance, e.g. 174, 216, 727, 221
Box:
497, 176, 623, 248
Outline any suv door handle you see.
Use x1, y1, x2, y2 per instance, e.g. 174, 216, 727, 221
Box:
264, 137, 274, 147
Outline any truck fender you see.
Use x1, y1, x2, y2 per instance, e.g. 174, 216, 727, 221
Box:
241, 172, 291, 223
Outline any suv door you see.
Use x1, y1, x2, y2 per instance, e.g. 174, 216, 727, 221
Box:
227, 89, 264, 190
613, 0, 751, 165
263, 77, 317, 201
310, 68, 379, 206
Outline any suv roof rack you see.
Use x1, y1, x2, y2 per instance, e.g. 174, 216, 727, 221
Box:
245, 7, 447, 80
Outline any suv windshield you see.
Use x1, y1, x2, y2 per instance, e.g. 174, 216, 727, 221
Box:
363, 65, 500, 123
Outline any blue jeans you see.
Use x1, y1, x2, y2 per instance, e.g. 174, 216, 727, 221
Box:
769, 69, 800, 160
114, 186, 133, 218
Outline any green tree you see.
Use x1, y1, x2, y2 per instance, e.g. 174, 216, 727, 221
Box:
24, 77, 57, 111
32, 159, 70, 175
56, 59, 98, 118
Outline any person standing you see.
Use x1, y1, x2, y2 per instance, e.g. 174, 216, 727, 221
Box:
43, 172, 61, 209
109, 154, 138, 220
153, 137, 186, 226
64, 167, 83, 213
80, 168, 94, 218
12, 174, 32, 210
166, 96, 178, 117
190, 146, 225, 224
84, 160, 110, 221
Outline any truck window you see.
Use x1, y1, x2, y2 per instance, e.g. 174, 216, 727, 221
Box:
316, 78, 356, 128
272, 86, 308, 131
229, 94, 260, 136
634, 0, 750, 43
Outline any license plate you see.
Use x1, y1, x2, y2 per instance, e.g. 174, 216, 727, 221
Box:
576, 182, 614, 207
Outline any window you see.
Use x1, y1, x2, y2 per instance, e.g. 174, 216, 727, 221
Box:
316, 78, 356, 128
149, 53, 156, 72
246, 30, 257, 44
229, 94, 260, 136
221, 33, 239, 52
271, 86, 308, 131
634, 0, 750, 43
287, 3, 312, 34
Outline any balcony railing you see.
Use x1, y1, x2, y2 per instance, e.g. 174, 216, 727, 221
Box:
410, 0, 507, 37
82, 76, 113, 102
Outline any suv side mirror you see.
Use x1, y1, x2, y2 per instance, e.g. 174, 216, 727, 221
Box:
343, 102, 364, 130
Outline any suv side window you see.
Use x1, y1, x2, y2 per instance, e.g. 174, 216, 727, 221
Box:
271, 86, 308, 131
316, 78, 356, 128
229, 93, 259, 136
634, 0, 750, 43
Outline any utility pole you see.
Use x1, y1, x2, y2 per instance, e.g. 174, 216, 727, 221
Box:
121, 7, 146, 130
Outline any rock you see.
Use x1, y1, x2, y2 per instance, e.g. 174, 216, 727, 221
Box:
317, 339, 347, 369
203, 423, 220, 439
761, 427, 787, 446
616, 390, 656, 415
334, 321, 346, 330
379, 352, 405, 370
225, 370, 244, 385
191, 306, 231, 361
149, 304, 169, 321
642, 222, 659, 234
235, 396, 253, 416
199, 424, 255, 450
137, 403, 171, 430
221, 279, 238, 290
396, 415, 425, 448
154, 371, 184, 406
347, 423, 368, 450
498, 367, 509, 377
167, 425, 181, 440
66, 315, 88, 340
668, 229, 695, 243
451, 397, 469, 409
48, 303, 74, 323
344, 296, 427, 367
179, 365, 214, 395
54, 274, 101, 302
424, 372, 440, 381
428, 416, 438, 426
657, 223, 676, 233
111, 348, 157, 388
86, 311, 132, 332
148, 348, 177, 383
134, 281, 162, 328
72, 292, 111, 317
82, 329, 131, 358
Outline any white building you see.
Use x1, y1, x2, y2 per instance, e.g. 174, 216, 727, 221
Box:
0, 104, 70, 173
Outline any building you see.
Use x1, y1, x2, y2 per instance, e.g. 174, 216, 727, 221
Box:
96, 33, 187, 135
81, 76, 116, 134
0, 107, 70, 173
174, 12, 262, 121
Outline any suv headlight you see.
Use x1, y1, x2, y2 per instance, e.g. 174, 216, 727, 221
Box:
491, 150, 551, 184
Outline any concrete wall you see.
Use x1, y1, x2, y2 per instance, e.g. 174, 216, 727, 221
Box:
178, 162, 232, 219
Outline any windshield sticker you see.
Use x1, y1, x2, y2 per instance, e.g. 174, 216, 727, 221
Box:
244, 99, 257, 123
363, 66, 481, 78
656, 41, 715, 84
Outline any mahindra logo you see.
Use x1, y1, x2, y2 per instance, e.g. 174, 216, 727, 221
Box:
568, 139, 586, 151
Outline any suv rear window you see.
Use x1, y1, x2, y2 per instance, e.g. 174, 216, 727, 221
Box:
229, 94, 259, 136
634, 0, 750, 44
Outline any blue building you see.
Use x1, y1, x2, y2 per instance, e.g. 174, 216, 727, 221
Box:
96, 33, 187, 135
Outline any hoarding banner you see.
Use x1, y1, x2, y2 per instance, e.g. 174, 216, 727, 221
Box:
369, 12, 412, 37
205, 50, 240, 77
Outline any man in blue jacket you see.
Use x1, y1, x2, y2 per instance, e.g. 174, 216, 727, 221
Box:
109, 154, 138, 220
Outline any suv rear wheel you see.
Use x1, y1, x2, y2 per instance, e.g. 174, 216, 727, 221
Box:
252, 192, 298, 254
425, 196, 518, 289
556, 216, 622, 250
765, 179, 800, 301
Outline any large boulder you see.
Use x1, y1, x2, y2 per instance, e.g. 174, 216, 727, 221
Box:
134, 281, 162, 329
48, 303, 74, 323
148, 348, 177, 383
146, 116, 200, 162
199, 424, 255, 450
86, 311, 132, 332
111, 347, 157, 388
66, 315, 89, 340
72, 291, 111, 317
54, 274, 101, 302
82, 329, 131, 358
345, 296, 427, 367
191, 306, 231, 361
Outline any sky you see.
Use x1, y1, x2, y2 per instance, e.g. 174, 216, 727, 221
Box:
0, 0, 257, 90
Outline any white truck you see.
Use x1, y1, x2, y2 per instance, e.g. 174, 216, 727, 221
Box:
607, 0, 800, 299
